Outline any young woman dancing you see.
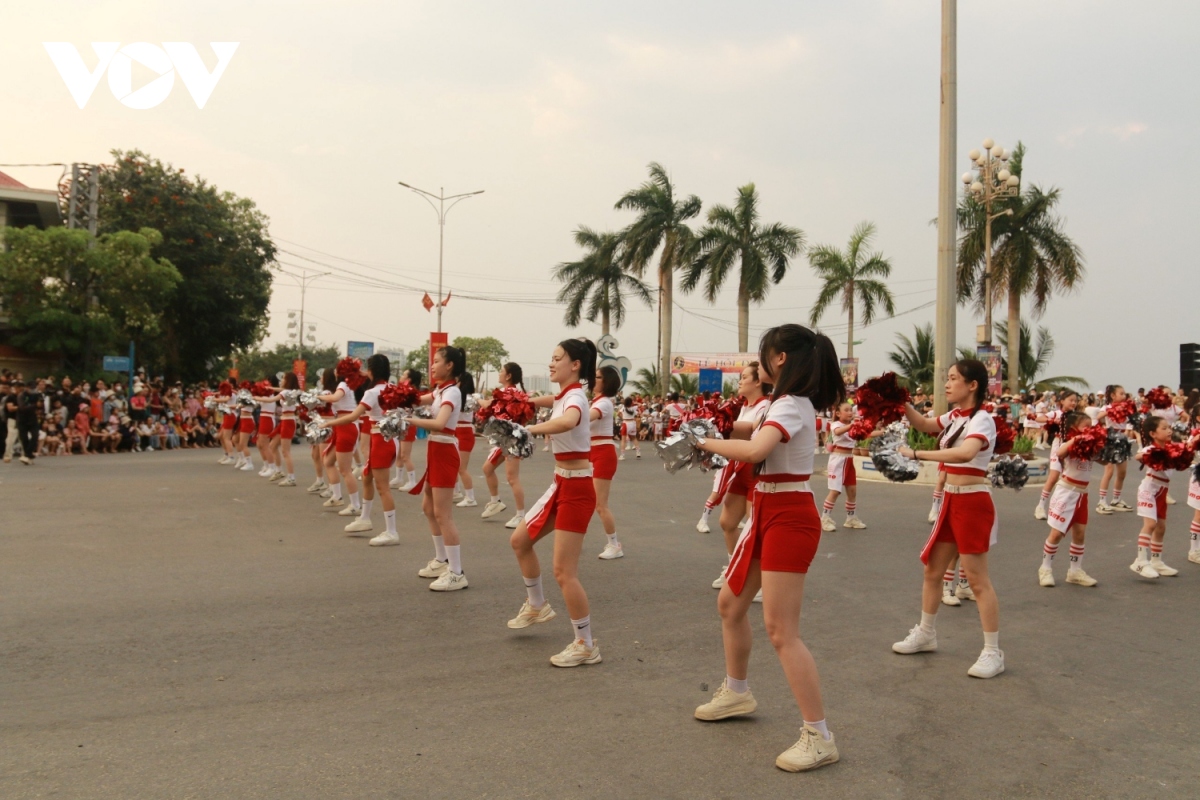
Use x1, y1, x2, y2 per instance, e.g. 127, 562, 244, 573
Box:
507, 338, 601, 668
316, 363, 362, 518
1038, 412, 1100, 587
255, 376, 281, 480
481, 362, 527, 529
590, 365, 624, 560
216, 383, 237, 465
892, 359, 1005, 680
406, 346, 469, 591
619, 397, 640, 460
690, 325, 844, 773
454, 369, 479, 508
389, 368, 422, 492
259, 372, 300, 487
234, 384, 256, 472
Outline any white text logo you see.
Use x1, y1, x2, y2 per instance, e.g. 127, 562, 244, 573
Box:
44, 42, 239, 109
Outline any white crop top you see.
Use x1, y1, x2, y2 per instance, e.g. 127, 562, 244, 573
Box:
550, 383, 590, 460
755, 394, 816, 481
829, 421, 856, 450
590, 396, 615, 442
739, 396, 771, 427
432, 382, 462, 430
457, 396, 475, 428
331, 381, 357, 413
358, 383, 386, 422
935, 408, 996, 476
1138, 445, 1171, 483
1058, 445, 1093, 485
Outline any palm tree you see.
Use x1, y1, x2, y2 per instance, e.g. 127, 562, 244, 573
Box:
681, 183, 804, 352
628, 365, 661, 396
956, 143, 1084, 393
553, 226, 653, 335
670, 372, 698, 396
807, 221, 895, 359
995, 319, 1087, 391
615, 163, 702, 396
888, 323, 936, 391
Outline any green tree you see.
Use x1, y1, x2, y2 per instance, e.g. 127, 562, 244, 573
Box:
956, 143, 1084, 393
887, 323, 936, 391
808, 221, 895, 360
234, 342, 341, 386
995, 319, 1086, 391
96, 149, 275, 382
670, 372, 698, 396
628, 365, 661, 396
682, 183, 804, 352
405, 342, 429, 381
615, 162, 702, 396
553, 227, 652, 335
0, 226, 179, 375
452, 335, 508, 386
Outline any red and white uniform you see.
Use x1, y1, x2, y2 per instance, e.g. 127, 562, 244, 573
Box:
258, 398, 277, 437
725, 395, 822, 596
358, 382, 397, 474
409, 381, 461, 493
620, 404, 637, 437
825, 420, 858, 494
220, 394, 237, 431
1188, 470, 1200, 511
455, 398, 476, 453
1026, 402, 1046, 430
1149, 404, 1180, 423
277, 393, 298, 440
710, 397, 771, 503
1044, 408, 1065, 472
1136, 446, 1172, 521
588, 395, 618, 481
524, 383, 596, 537
331, 381, 359, 453
1103, 403, 1133, 434
921, 408, 998, 563
1047, 441, 1093, 533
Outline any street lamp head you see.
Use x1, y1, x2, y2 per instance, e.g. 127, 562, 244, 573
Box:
982, 137, 995, 150
997, 169, 1011, 182
1007, 175, 1020, 187
990, 144, 1004, 158
968, 149, 981, 161
961, 172, 973, 185
970, 181, 984, 194
397, 180, 413, 189
1000, 149, 1011, 161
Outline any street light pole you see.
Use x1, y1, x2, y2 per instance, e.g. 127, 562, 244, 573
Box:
397, 182, 485, 333
278, 268, 329, 363
934, 0, 958, 416
962, 139, 1020, 346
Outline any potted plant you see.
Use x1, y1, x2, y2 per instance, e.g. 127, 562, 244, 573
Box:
1012, 435, 1035, 460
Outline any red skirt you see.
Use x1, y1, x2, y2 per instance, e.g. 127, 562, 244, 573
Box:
725, 490, 822, 596
258, 416, 275, 437
589, 444, 617, 481
277, 418, 296, 440
363, 432, 397, 474
921, 489, 997, 563
456, 425, 476, 453
525, 474, 597, 537
486, 445, 505, 467
404, 424, 417, 443
221, 413, 236, 431
358, 419, 371, 437
333, 420, 358, 453
409, 440, 460, 493
238, 415, 255, 434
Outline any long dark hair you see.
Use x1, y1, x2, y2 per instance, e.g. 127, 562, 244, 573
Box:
938, 359, 989, 449
366, 353, 390, 384
403, 368, 422, 388
321, 368, 337, 392
558, 338, 598, 391
458, 369, 476, 396
596, 365, 621, 398
437, 346, 466, 380
502, 361, 524, 390
758, 324, 844, 410
746, 360, 773, 396
1104, 384, 1123, 405
282, 372, 299, 391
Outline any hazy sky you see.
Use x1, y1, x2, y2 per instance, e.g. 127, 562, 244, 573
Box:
4, 1, 1197, 391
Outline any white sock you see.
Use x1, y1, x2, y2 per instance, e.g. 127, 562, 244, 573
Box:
288, 473, 295, 480
491, 495, 500, 504
804, 719, 832, 741
432, 535, 447, 562
465, 488, 475, 502
524, 575, 545, 607
983, 630, 1000, 653
606, 533, 619, 546
920, 611, 936, 633
408, 470, 417, 484
571, 615, 593, 647
446, 545, 462, 575
360, 498, 373, 517
516, 508, 525, 518
701, 507, 712, 521
390, 466, 398, 481
332, 483, 343, 500
725, 675, 749, 694
384, 510, 396, 534
349, 491, 361, 511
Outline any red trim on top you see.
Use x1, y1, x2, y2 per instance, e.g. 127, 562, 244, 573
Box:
555, 382, 583, 400
761, 420, 791, 442
554, 451, 589, 461
944, 465, 987, 476
966, 432, 990, 450
434, 380, 455, 390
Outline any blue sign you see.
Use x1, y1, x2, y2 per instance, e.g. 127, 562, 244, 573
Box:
698, 368, 723, 395
347, 341, 374, 360
103, 356, 131, 372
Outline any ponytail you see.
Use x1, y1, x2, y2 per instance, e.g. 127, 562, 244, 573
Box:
502, 362, 524, 391
758, 324, 845, 410
559, 338, 598, 392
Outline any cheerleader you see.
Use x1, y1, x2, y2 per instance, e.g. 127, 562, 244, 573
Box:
1097, 385, 1134, 514
216, 383, 237, 465
821, 402, 867, 531
619, 397, 640, 459
389, 368, 422, 492
1033, 391, 1079, 520
1038, 412, 1100, 587
1188, 437, 1200, 565
507, 338, 602, 668
234, 383, 256, 472
454, 370, 479, 508
255, 376, 281, 479
590, 365, 624, 560
312, 370, 341, 501
405, 346, 469, 591
892, 359, 1004, 680
481, 362, 527, 529
259, 373, 300, 487
1129, 415, 1181, 579
316, 363, 362, 517
690, 325, 844, 772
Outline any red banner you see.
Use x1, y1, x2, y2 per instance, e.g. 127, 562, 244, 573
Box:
429, 331, 448, 385
292, 359, 307, 389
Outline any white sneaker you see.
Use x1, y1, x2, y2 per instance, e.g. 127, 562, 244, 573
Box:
941, 587, 961, 606
696, 516, 711, 534
456, 497, 478, 508
418, 559, 449, 579
319, 488, 334, 498
269, 472, 285, 482
752, 588, 763, 603
1038, 566, 1055, 587
396, 480, 416, 493
892, 625, 937, 654
430, 570, 468, 591
322, 496, 345, 508
1065, 568, 1098, 587
712, 570, 726, 589
337, 504, 360, 517
239, 461, 255, 471
618, 454, 626, 461
507, 600, 556, 628
821, 515, 836, 532
1189, 551, 1200, 565
967, 648, 1005, 679
452, 491, 464, 502
344, 517, 373, 534
598, 541, 624, 560
306, 479, 324, 493
258, 465, 271, 476
955, 581, 975, 601
635, 451, 641, 459
505, 514, 522, 529
277, 477, 296, 487
1111, 499, 1134, 512
694, 684, 757, 721
927, 504, 940, 524
843, 516, 867, 529
550, 640, 601, 667
1166, 494, 1177, 505
776, 727, 839, 773
369, 531, 400, 547
388, 475, 403, 488
1149, 557, 1178, 577
481, 500, 506, 519
1034, 504, 1047, 520
1095, 502, 1113, 515
218, 456, 233, 465
1130, 559, 1160, 579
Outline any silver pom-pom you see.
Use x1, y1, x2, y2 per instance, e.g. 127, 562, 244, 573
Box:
482, 418, 534, 459
1098, 430, 1134, 465
203, 396, 218, 410
378, 410, 408, 441
234, 389, 256, 408
1171, 421, 1190, 441
463, 394, 480, 414
297, 390, 322, 408
304, 420, 332, 445
867, 421, 921, 483
988, 454, 1029, 491
279, 389, 303, 406
655, 419, 728, 474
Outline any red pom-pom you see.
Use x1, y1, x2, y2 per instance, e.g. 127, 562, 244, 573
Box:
993, 415, 1016, 455
297, 406, 311, 423
379, 382, 420, 411
218, 380, 234, 396
478, 387, 534, 425
847, 417, 876, 441
335, 357, 364, 389
1068, 423, 1109, 461
1106, 399, 1135, 425
250, 380, 274, 397
1145, 387, 1172, 410
1142, 442, 1196, 472
238, 380, 253, 391
687, 396, 745, 438
853, 372, 911, 427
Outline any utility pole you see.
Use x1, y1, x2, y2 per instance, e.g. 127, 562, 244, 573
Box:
934, 0, 957, 416
397, 181, 484, 333
282, 269, 328, 361
67, 163, 101, 375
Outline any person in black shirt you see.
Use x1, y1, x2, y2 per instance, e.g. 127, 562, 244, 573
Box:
16, 379, 45, 465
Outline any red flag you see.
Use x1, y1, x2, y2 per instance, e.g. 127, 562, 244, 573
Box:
422, 293, 434, 312
440, 291, 451, 306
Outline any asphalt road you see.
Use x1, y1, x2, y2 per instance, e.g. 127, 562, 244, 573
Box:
2, 444, 1198, 798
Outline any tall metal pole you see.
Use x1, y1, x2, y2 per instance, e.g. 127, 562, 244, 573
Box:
982, 209, 993, 344
934, 0, 958, 416
298, 271, 307, 363
437, 188, 445, 333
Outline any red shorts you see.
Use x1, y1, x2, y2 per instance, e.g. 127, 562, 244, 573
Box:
363, 432, 397, 474
921, 488, 997, 563
589, 444, 617, 481
525, 473, 597, 536
358, 419, 371, 437
258, 416, 275, 437
725, 462, 755, 497
221, 413, 235, 431
1137, 480, 1168, 521
486, 445, 505, 467
238, 415, 255, 434
456, 425, 475, 453
333, 418, 358, 453
277, 418, 296, 440
404, 425, 417, 443
725, 490, 822, 595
